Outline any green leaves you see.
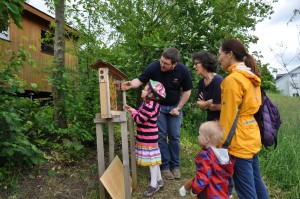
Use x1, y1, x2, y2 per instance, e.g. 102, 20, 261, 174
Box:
3, 1, 19, 14
48, 169, 57, 177
89, 0, 274, 107
0, 0, 24, 31
30, 83, 37, 90
63, 139, 84, 151
0, 44, 47, 184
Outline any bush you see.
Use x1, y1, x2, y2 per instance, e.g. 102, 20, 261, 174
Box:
0, 45, 47, 184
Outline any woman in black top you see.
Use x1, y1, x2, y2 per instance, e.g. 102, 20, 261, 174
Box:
192, 51, 223, 121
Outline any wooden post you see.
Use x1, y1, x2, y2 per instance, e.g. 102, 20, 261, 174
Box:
123, 86, 137, 190
108, 120, 114, 163
95, 120, 106, 199
129, 112, 137, 190
121, 120, 131, 199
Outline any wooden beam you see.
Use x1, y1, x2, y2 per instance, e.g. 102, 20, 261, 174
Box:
95, 123, 106, 199
121, 122, 131, 199
108, 121, 114, 163
129, 113, 137, 190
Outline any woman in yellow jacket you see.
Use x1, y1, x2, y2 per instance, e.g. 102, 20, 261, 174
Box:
218, 39, 269, 199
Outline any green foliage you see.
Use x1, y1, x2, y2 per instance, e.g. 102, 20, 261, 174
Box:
0, 45, 47, 184
33, 65, 98, 145
62, 66, 99, 144
47, 169, 56, 177
0, 43, 94, 188
0, 0, 24, 31
92, 0, 274, 106
181, 101, 206, 132
259, 63, 278, 92
252, 53, 278, 92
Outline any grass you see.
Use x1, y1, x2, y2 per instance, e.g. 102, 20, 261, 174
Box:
259, 93, 300, 199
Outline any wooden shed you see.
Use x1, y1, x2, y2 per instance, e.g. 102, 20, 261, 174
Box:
0, 2, 78, 98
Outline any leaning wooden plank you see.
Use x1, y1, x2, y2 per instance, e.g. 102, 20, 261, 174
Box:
100, 155, 132, 199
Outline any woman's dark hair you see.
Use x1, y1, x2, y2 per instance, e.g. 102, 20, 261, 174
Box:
221, 39, 261, 77
162, 48, 180, 64
192, 51, 218, 72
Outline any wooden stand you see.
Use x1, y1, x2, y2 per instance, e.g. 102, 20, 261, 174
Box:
90, 59, 137, 198
94, 111, 137, 199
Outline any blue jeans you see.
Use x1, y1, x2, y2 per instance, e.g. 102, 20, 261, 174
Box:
229, 177, 234, 195
232, 154, 269, 199
158, 105, 182, 170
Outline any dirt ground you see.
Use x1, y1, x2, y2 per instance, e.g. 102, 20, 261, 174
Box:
0, 149, 191, 199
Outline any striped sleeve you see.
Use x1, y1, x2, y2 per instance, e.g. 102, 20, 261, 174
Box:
131, 101, 158, 124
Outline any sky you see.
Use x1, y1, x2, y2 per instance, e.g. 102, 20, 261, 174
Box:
249, 0, 300, 75
27, 0, 300, 75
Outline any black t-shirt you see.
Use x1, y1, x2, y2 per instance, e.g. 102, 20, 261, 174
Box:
138, 60, 193, 106
197, 74, 223, 121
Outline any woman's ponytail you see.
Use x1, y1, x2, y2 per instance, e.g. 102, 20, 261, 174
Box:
244, 53, 261, 77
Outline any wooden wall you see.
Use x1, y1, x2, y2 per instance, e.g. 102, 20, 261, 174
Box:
0, 4, 78, 93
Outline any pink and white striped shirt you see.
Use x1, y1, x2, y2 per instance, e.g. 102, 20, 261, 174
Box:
131, 100, 160, 147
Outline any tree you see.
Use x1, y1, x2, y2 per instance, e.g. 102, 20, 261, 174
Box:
94, 0, 273, 105
53, 0, 67, 128
260, 63, 277, 92
96, 0, 273, 73
0, 0, 24, 32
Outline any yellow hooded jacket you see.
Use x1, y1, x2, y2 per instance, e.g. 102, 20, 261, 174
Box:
220, 62, 262, 158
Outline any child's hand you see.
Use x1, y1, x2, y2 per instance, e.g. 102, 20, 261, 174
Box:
123, 104, 133, 112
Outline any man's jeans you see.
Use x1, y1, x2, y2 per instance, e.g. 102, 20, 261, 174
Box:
232, 154, 269, 199
158, 105, 182, 170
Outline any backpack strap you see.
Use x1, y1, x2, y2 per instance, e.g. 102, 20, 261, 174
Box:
222, 106, 240, 149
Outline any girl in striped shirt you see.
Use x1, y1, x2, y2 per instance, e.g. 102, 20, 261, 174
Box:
124, 80, 166, 197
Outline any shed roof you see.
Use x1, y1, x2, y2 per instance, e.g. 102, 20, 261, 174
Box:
23, 2, 77, 34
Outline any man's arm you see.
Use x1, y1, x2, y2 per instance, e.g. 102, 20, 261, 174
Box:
177, 89, 191, 109
121, 78, 143, 91
169, 89, 191, 116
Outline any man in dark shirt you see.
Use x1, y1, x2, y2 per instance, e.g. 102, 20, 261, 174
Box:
121, 48, 193, 180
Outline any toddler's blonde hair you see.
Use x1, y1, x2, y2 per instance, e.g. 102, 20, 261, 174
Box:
199, 121, 224, 147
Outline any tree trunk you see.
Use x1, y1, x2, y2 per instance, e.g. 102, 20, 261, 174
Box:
53, 0, 67, 129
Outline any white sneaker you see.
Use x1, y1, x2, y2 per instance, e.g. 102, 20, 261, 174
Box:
179, 186, 188, 196
229, 195, 234, 198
